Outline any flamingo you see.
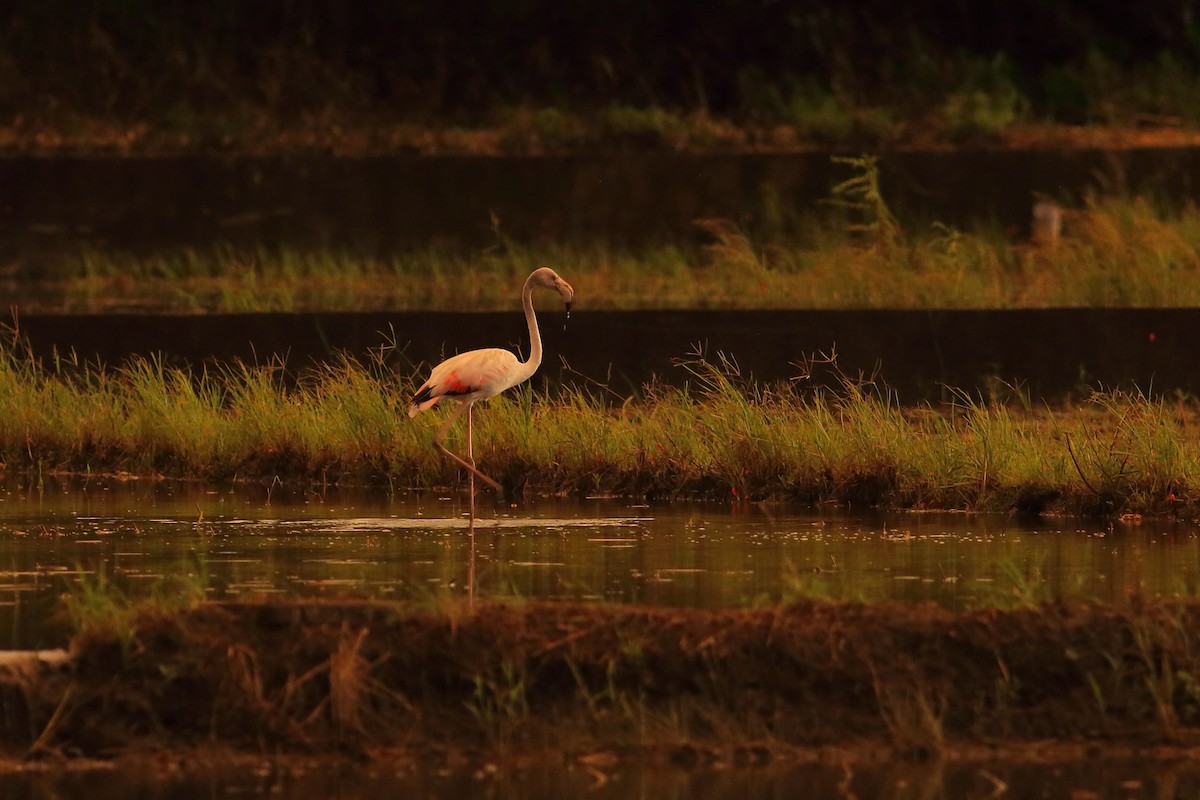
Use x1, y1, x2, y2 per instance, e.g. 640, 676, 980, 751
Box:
408, 266, 575, 493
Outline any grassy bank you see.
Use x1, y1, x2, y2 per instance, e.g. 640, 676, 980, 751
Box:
17, 190, 1200, 314
7, 597, 1200, 760
0, 337, 1195, 517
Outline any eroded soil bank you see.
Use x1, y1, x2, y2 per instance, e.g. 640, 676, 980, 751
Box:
3, 598, 1200, 766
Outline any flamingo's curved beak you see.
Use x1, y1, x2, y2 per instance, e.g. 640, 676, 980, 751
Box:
556, 277, 575, 316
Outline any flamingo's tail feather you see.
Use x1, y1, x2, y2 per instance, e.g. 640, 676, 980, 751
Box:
408, 384, 439, 417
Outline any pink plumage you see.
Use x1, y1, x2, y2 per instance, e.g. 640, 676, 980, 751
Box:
409, 267, 574, 492
408, 348, 524, 416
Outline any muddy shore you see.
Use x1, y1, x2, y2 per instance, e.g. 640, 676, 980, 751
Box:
3, 598, 1200, 767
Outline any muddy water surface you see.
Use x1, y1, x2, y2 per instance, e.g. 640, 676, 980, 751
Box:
1, 481, 1199, 650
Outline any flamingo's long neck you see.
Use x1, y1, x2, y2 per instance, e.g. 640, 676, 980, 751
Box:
516, 276, 543, 382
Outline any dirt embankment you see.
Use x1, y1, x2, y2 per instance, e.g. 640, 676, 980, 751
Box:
3, 599, 1200, 765
7, 119, 1200, 158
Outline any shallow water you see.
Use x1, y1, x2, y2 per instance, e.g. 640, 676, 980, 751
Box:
1, 480, 1199, 649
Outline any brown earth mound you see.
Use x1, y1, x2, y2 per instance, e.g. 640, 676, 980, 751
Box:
3, 599, 1200, 765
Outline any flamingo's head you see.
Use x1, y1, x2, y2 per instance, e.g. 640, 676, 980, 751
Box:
529, 267, 574, 313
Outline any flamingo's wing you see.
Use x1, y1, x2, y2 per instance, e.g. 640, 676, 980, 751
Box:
408, 348, 520, 416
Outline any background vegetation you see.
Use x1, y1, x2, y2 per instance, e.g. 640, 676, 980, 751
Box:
6, 1, 1200, 150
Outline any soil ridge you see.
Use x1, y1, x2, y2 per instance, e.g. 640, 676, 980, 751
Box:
4, 598, 1200, 763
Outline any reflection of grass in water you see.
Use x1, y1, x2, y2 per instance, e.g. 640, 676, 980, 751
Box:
989, 557, 1053, 609
954, 551, 1096, 610
1, 335, 1199, 517
778, 555, 888, 606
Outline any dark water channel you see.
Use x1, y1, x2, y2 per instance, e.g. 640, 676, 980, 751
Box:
7, 148, 1200, 251
17, 306, 1200, 402
2, 481, 1199, 651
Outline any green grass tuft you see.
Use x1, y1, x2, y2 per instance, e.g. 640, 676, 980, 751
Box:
17, 183, 1200, 314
